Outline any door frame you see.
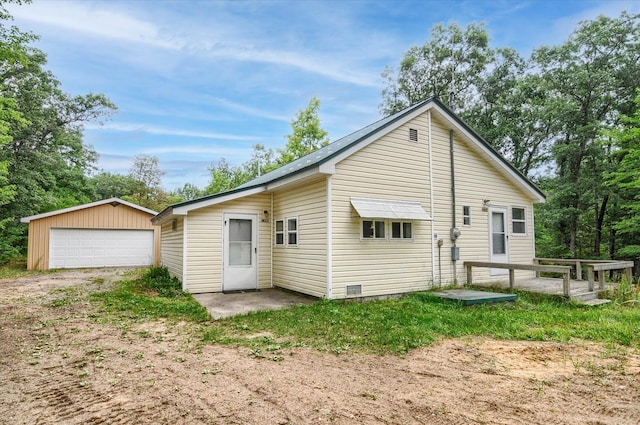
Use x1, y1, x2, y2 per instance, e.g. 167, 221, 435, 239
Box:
488, 206, 509, 276
222, 212, 258, 291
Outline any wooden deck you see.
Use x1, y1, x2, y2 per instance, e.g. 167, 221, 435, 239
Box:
471, 276, 612, 302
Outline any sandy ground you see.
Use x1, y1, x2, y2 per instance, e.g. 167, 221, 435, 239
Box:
1, 269, 639, 425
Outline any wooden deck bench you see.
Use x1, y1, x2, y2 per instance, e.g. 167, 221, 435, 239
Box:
534, 258, 634, 291
464, 261, 572, 296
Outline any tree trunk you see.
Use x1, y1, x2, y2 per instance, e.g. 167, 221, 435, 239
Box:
593, 194, 609, 258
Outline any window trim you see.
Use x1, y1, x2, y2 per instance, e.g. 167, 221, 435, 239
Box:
360, 219, 414, 242
287, 217, 298, 246
274, 219, 285, 246
462, 206, 471, 226
390, 220, 413, 241
511, 206, 527, 236
361, 219, 386, 240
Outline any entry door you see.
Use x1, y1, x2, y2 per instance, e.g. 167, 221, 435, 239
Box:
489, 207, 509, 276
223, 213, 258, 291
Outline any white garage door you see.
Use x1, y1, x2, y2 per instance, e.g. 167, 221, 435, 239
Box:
49, 228, 154, 269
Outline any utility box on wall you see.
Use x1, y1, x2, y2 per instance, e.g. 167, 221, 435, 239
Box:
451, 246, 460, 261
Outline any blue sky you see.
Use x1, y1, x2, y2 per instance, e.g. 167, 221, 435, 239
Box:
7, 0, 640, 190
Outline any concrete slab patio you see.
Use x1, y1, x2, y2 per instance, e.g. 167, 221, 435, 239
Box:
193, 288, 315, 320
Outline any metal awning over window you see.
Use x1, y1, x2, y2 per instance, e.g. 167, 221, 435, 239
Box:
350, 197, 432, 220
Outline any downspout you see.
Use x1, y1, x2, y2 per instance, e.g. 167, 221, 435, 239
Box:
428, 110, 436, 287
182, 216, 188, 292
270, 192, 274, 288
450, 129, 459, 285
326, 175, 333, 299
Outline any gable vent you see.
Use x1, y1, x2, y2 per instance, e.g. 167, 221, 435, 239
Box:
346, 284, 362, 296
409, 128, 418, 142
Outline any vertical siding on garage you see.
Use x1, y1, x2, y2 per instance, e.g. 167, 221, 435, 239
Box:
161, 217, 184, 281
429, 115, 536, 285
272, 178, 327, 298
26, 203, 159, 270
184, 193, 271, 293
330, 116, 432, 299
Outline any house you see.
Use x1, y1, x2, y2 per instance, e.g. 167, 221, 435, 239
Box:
21, 198, 160, 270
152, 97, 545, 298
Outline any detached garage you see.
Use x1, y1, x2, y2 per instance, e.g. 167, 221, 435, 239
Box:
21, 198, 160, 270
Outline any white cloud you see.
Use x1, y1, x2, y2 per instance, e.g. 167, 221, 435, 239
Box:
206, 97, 290, 122
86, 122, 260, 141
10, 0, 381, 87
9, 1, 180, 49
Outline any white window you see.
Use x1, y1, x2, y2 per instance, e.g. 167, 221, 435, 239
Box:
275, 217, 299, 246
275, 219, 284, 245
512, 207, 526, 234
391, 221, 413, 240
362, 220, 385, 239
462, 206, 471, 226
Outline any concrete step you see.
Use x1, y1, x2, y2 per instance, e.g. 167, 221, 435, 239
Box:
580, 298, 611, 306
570, 291, 601, 302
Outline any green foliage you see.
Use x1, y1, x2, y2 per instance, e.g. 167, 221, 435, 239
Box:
91, 267, 210, 322
204, 98, 328, 195
171, 182, 204, 202
123, 154, 173, 211
0, 6, 116, 263
380, 22, 492, 114
275, 97, 329, 166
88, 172, 137, 201
603, 275, 640, 305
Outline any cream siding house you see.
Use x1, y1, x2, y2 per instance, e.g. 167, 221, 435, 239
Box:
153, 98, 545, 298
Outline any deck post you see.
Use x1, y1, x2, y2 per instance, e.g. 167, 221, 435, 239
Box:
587, 266, 595, 292
626, 267, 633, 284
509, 269, 515, 289
599, 270, 606, 291
575, 261, 582, 281
533, 258, 540, 278
466, 264, 472, 286
563, 272, 570, 297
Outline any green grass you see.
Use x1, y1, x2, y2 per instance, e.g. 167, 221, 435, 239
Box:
91, 267, 210, 322
0, 264, 54, 279
89, 268, 640, 355
210, 291, 640, 355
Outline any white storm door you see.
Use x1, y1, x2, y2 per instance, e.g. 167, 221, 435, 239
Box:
489, 207, 509, 276
223, 213, 258, 291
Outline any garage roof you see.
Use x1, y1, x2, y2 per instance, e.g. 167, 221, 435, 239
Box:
20, 198, 157, 223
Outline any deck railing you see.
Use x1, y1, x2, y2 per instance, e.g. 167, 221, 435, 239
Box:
534, 258, 633, 291
464, 261, 572, 296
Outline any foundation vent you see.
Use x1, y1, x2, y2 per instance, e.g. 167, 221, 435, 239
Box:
346, 284, 362, 296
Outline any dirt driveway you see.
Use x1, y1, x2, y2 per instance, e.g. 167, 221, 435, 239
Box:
1, 269, 639, 424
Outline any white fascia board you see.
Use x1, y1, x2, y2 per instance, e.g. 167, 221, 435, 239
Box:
172, 186, 266, 215
20, 198, 157, 223
430, 104, 546, 204
265, 165, 332, 191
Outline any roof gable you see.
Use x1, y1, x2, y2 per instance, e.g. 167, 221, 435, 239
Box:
154, 97, 545, 222
21, 198, 157, 223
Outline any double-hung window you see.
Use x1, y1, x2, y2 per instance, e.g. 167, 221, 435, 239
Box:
462, 206, 471, 226
287, 218, 298, 245
512, 207, 526, 234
